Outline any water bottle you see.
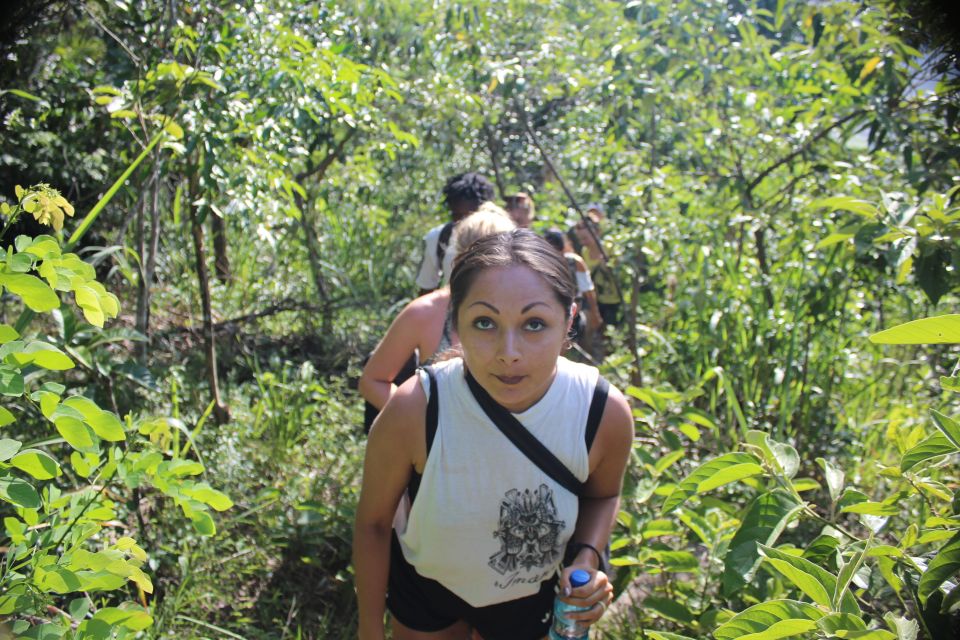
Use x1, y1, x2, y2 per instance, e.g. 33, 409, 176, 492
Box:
548, 568, 591, 640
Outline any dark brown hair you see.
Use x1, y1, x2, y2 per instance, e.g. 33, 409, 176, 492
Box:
449, 229, 576, 330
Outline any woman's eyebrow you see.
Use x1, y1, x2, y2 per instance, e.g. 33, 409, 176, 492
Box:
522, 301, 550, 313
468, 301, 499, 313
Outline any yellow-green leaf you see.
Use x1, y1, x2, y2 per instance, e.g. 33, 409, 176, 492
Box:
11, 448, 61, 479
859, 56, 882, 81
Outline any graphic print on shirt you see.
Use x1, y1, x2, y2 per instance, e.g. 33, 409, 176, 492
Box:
489, 484, 565, 575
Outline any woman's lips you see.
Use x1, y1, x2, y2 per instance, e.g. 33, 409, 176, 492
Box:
495, 374, 525, 385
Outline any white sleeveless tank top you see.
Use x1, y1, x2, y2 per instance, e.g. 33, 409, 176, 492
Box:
395, 356, 599, 607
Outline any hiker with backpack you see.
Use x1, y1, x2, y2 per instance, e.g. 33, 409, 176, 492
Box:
415, 172, 495, 296
359, 204, 516, 423
542, 227, 603, 352
354, 229, 633, 639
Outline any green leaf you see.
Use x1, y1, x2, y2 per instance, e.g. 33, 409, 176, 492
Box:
55, 416, 97, 451
869, 315, 960, 345
930, 410, 960, 449
0, 364, 24, 396
759, 544, 860, 614
713, 600, 825, 640
941, 376, 960, 393
189, 509, 216, 535
883, 613, 919, 640
0, 273, 60, 312
0, 324, 19, 342
722, 490, 803, 596
641, 594, 695, 623
0, 406, 14, 426
840, 500, 900, 516
37, 566, 83, 593
812, 196, 878, 218
91, 607, 154, 631
18, 341, 74, 370
697, 462, 765, 493
918, 530, 960, 605
647, 633, 697, 640
817, 457, 845, 503
183, 483, 233, 511
11, 448, 60, 479
0, 438, 21, 461
0, 476, 40, 508
662, 452, 763, 512
834, 539, 871, 610
62, 396, 125, 442
901, 432, 958, 472
816, 612, 867, 634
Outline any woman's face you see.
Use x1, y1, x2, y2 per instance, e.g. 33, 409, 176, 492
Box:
457, 264, 570, 413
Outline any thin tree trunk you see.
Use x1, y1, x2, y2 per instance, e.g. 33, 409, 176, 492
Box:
188, 170, 230, 425
483, 121, 506, 198
212, 211, 230, 283
134, 160, 161, 361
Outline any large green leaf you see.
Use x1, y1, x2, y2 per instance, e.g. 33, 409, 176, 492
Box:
816, 612, 867, 634
758, 544, 861, 614
900, 432, 958, 472
0, 273, 60, 312
643, 594, 695, 624
918, 530, 960, 605
10, 448, 61, 480
0, 438, 22, 461
62, 396, 125, 442
0, 476, 40, 508
722, 490, 803, 596
930, 410, 960, 449
662, 452, 763, 512
869, 315, 960, 345
713, 600, 825, 639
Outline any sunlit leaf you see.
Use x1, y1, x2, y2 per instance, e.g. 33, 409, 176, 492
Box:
662, 452, 763, 512
918, 531, 960, 605
713, 599, 824, 640
869, 315, 960, 345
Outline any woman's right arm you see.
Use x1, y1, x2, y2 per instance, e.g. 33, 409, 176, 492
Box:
353, 376, 426, 639
358, 301, 424, 410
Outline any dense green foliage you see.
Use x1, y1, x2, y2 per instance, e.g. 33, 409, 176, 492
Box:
0, 0, 957, 638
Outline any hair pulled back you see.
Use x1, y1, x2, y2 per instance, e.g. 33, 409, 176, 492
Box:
449, 229, 576, 331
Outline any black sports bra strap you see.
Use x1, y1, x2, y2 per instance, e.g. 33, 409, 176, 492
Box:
424, 366, 439, 453
585, 376, 609, 452
408, 366, 439, 504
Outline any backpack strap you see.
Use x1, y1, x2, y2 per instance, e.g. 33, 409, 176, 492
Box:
585, 376, 609, 452
464, 369, 585, 496
436, 221, 455, 268
407, 366, 439, 504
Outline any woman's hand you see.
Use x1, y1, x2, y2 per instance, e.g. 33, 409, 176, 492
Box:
556, 565, 614, 626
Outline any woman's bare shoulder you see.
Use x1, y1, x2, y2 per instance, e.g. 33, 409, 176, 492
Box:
369, 372, 428, 467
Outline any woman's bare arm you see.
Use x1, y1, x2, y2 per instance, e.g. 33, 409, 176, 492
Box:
353, 376, 427, 639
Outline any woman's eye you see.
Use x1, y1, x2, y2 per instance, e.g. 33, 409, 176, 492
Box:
473, 317, 495, 330
525, 318, 547, 332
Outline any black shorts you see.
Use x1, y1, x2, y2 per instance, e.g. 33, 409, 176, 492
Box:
387, 531, 557, 639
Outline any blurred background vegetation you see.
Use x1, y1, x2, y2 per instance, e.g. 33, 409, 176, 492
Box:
0, 0, 957, 638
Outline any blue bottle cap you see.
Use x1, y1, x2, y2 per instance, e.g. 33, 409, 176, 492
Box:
570, 569, 591, 588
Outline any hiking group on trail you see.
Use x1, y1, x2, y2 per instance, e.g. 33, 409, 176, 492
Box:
353, 173, 632, 639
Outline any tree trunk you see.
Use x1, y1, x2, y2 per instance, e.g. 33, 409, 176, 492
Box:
134, 158, 163, 361
211, 210, 230, 283
188, 171, 230, 425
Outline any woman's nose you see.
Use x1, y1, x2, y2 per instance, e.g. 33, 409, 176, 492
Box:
497, 330, 521, 363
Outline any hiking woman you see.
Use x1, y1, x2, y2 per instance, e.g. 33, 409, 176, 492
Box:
354, 229, 634, 639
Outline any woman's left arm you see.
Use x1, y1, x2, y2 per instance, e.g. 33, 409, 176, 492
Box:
560, 383, 634, 621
